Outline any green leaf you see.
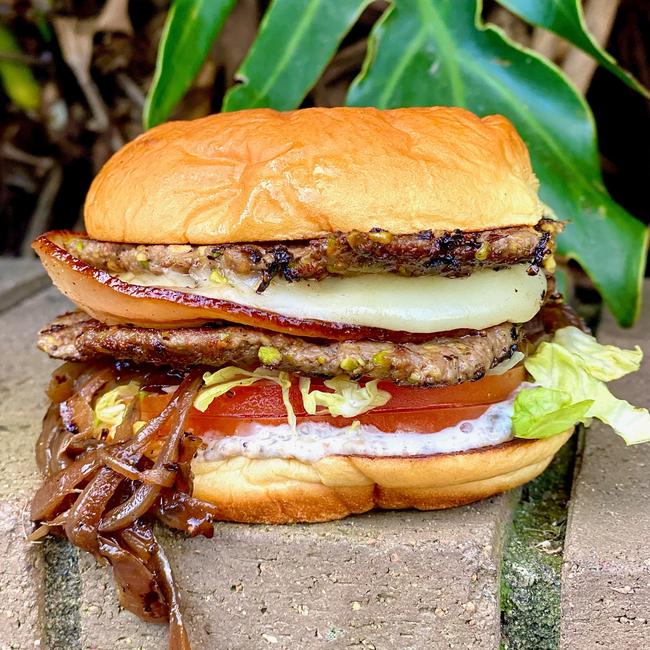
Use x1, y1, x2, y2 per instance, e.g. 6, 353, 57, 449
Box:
222, 0, 371, 112
518, 328, 650, 445
143, 0, 236, 129
347, 0, 648, 327
497, 0, 649, 98
552, 326, 642, 381
512, 386, 593, 439
0, 23, 41, 111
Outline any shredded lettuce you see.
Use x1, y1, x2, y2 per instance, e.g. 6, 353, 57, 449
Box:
514, 326, 650, 445
196, 368, 389, 432
93, 382, 140, 437
195, 367, 295, 429
298, 375, 391, 418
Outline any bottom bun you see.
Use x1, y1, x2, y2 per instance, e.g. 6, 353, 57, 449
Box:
191, 429, 573, 524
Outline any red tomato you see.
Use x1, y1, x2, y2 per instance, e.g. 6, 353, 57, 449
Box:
139, 366, 524, 436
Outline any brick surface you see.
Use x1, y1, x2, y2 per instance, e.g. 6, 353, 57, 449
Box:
0, 287, 72, 649
560, 282, 650, 649
0, 259, 48, 314
78, 495, 516, 649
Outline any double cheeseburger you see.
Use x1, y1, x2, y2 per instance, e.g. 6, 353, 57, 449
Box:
30, 107, 645, 646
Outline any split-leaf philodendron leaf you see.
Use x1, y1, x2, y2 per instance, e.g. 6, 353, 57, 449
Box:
347, 0, 647, 327
497, 0, 649, 98
143, 0, 236, 129
222, 0, 371, 112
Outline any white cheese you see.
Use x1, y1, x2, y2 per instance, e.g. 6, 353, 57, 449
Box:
121, 264, 546, 334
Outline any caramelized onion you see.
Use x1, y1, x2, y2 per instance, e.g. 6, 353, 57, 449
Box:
142, 467, 178, 488
27, 511, 69, 542
65, 468, 124, 552
30, 362, 218, 649
112, 397, 139, 443
47, 361, 85, 403
30, 451, 101, 522
98, 450, 142, 481
98, 533, 169, 621
145, 529, 192, 650
35, 403, 68, 475
60, 394, 95, 440
100, 372, 201, 532
154, 491, 220, 538
37, 364, 116, 475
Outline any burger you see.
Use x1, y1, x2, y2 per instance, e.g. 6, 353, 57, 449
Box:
29, 107, 648, 646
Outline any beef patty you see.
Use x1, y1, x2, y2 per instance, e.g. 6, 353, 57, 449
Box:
64, 218, 559, 292
39, 312, 521, 387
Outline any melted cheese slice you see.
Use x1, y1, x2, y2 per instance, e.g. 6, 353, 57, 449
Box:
122, 264, 546, 333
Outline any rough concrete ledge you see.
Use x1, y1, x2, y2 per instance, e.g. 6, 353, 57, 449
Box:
0, 285, 71, 649
560, 283, 650, 649
77, 497, 515, 649
0, 258, 48, 314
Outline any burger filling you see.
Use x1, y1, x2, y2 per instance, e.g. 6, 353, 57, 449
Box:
196, 391, 528, 462
115, 263, 547, 334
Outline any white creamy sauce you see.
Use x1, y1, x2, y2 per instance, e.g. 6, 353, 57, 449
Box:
120, 264, 546, 334
196, 385, 533, 463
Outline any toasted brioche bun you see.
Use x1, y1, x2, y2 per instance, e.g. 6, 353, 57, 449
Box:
84, 107, 544, 245
191, 429, 572, 524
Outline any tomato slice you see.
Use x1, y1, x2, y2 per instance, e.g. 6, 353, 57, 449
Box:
139, 366, 524, 436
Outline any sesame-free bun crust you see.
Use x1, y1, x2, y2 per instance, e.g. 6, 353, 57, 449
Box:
191, 429, 572, 524
85, 107, 544, 244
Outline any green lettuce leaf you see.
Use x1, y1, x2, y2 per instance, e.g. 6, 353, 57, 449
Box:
299, 376, 391, 418
552, 326, 643, 381
515, 327, 650, 445
512, 387, 593, 439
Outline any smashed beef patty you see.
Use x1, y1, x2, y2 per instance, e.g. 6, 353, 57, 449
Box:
39, 312, 520, 387
64, 219, 559, 292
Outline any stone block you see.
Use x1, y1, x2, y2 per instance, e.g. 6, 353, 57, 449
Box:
77, 497, 515, 650
0, 286, 72, 649
560, 282, 650, 649
0, 259, 48, 314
